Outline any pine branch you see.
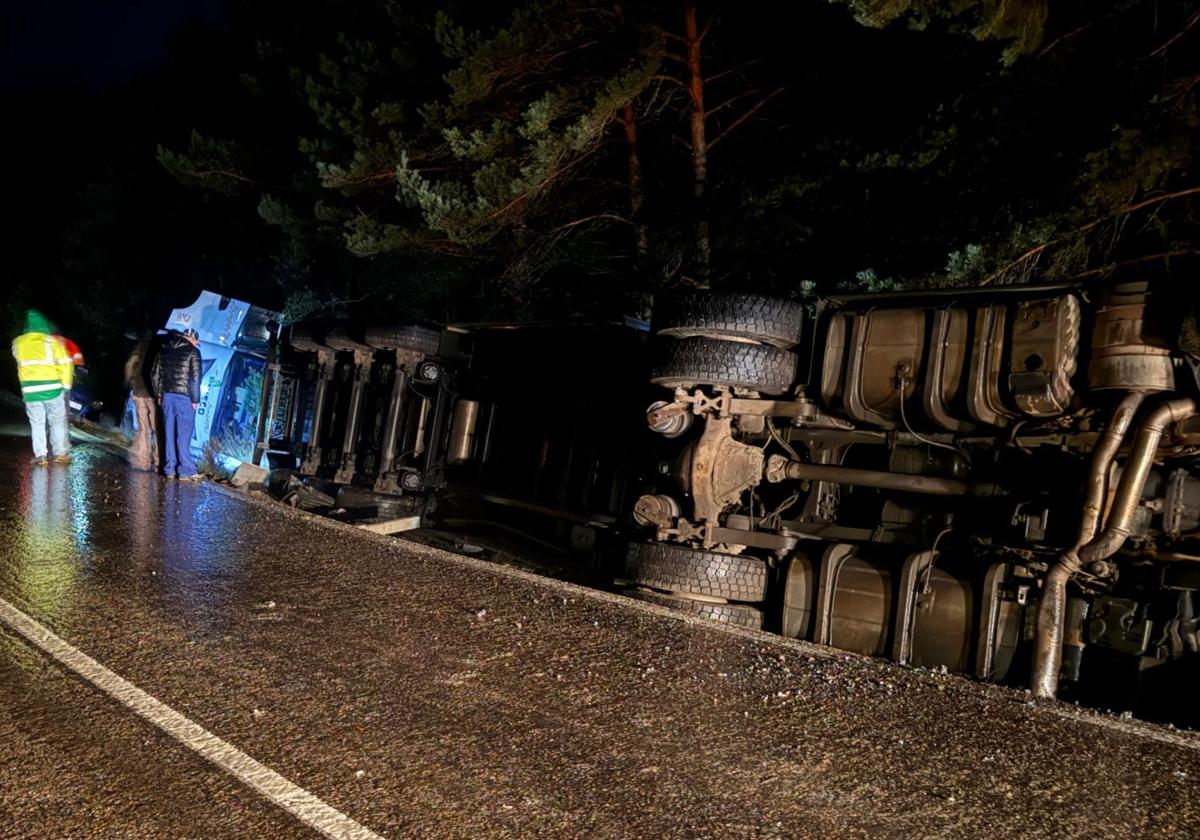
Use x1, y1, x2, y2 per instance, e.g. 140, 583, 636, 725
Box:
1166, 73, 1200, 106
324, 169, 398, 189
705, 88, 763, 120
708, 86, 785, 150
1063, 249, 1200, 281
705, 60, 761, 85
1149, 10, 1200, 58
481, 150, 598, 225
181, 168, 263, 186
549, 213, 633, 233
1035, 14, 1112, 59
981, 185, 1200, 285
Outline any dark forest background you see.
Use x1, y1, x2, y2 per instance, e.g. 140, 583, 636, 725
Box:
2, 0, 1198, 395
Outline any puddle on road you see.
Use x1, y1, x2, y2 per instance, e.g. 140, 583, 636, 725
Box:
0, 439, 267, 642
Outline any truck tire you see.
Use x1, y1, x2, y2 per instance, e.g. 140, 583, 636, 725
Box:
650, 337, 797, 395
656, 292, 804, 349
288, 326, 325, 353
364, 325, 441, 355
324, 328, 373, 353
628, 541, 768, 602
626, 588, 765, 630
336, 485, 379, 509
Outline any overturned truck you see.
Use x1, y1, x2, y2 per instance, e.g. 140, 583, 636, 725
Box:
628, 281, 1200, 717
258, 323, 452, 520
260, 317, 650, 556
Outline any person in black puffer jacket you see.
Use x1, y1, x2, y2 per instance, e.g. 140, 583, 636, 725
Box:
151, 328, 203, 480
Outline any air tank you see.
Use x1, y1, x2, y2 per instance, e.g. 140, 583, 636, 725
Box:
1088, 281, 1175, 391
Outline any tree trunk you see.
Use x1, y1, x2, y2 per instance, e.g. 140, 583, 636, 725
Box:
620, 102, 650, 262
684, 3, 711, 286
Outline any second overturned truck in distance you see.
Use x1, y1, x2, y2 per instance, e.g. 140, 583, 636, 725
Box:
628, 281, 1200, 720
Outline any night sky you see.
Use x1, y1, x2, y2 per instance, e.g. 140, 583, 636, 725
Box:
2, 0, 235, 377
0, 0, 222, 89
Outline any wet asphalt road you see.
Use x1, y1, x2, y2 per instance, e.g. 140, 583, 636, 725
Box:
1, 437, 1199, 838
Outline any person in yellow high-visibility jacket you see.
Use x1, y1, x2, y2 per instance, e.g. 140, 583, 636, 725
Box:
11, 310, 74, 466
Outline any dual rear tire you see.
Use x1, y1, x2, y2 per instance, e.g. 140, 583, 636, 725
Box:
635, 292, 801, 627
625, 541, 767, 630
649, 292, 803, 396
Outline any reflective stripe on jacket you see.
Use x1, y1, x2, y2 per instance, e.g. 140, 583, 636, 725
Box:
12, 332, 74, 402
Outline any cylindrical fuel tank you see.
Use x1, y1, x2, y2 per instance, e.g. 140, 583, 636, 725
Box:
1089, 281, 1174, 391
447, 399, 480, 464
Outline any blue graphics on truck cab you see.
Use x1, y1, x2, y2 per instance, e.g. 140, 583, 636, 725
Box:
141, 291, 280, 472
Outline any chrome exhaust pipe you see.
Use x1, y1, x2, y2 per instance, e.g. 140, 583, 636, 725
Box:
1076, 392, 1148, 548
1032, 394, 1193, 698
1081, 397, 1196, 563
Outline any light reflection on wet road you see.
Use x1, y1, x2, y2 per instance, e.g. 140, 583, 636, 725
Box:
0, 437, 1199, 839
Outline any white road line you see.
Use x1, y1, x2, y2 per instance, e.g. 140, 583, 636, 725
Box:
0, 596, 386, 840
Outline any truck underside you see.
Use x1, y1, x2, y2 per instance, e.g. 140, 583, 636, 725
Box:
262, 320, 651, 562
628, 281, 1200, 722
